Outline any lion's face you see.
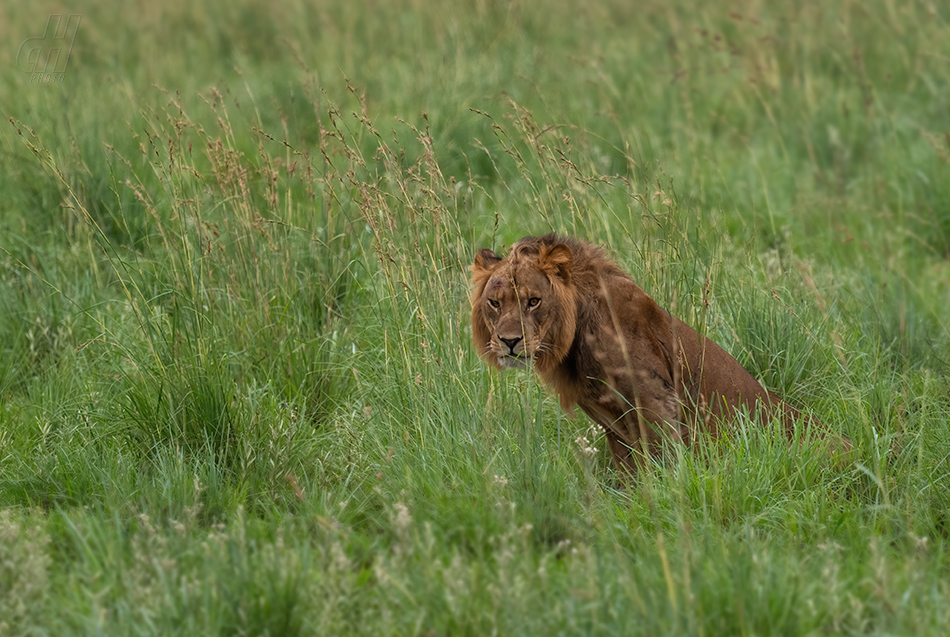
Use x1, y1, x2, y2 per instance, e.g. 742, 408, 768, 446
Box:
471, 239, 578, 375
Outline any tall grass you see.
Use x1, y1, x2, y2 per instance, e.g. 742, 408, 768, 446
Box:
1, 0, 949, 633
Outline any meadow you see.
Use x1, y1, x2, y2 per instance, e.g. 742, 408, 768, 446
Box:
1, 0, 950, 633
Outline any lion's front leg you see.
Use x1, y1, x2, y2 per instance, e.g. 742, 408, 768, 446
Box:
604, 432, 644, 484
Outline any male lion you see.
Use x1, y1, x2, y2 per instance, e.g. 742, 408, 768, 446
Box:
471, 233, 849, 477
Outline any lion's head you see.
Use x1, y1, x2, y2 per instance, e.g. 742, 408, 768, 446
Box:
470, 236, 578, 375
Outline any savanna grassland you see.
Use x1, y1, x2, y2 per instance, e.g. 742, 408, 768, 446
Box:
1, 1, 950, 634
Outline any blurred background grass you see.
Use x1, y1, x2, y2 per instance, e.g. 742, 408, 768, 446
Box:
1, 0, 950, 634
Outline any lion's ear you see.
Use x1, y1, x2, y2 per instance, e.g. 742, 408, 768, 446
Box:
539, 243, 573, 282
472, 248, 502, 275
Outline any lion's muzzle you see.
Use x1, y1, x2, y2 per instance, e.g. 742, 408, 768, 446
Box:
499, 336, 523, 355
496, 335, 529, 368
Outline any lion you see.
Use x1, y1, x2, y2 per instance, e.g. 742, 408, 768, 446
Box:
471, 233, 850, 478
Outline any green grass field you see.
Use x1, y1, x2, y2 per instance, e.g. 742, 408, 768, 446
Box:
2, 0, 950, 633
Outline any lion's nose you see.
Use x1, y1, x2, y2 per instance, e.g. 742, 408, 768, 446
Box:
499, 336, 522, 354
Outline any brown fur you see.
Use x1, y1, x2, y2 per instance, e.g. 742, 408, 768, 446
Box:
471, 234, 850, 478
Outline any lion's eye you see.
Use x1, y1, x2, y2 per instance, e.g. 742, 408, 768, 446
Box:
487, 299, 500, 309
527, 297, 541, 309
